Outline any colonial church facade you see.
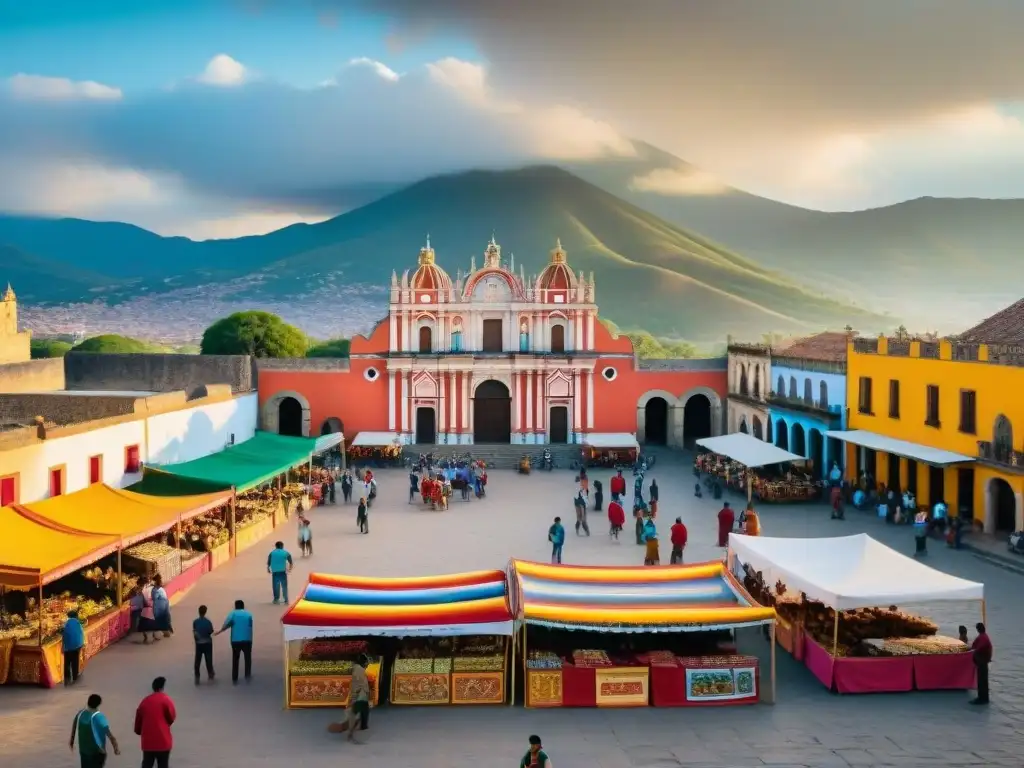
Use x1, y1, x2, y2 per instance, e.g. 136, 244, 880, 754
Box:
258, 238, 727, 446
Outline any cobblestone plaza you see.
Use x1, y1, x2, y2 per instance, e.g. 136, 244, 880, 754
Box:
2, 466, 1021, 768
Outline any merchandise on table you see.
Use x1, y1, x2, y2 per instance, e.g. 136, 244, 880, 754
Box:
694, 452, 821, 503
526, 651, 562, 669
178, 514, 229, 552
572, 649, 612, 667
122, 541, 182, 581
1, 592, 117, 646
867, 636, 968, 656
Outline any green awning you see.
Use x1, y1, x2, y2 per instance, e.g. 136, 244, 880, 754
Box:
134, 431, 319, 494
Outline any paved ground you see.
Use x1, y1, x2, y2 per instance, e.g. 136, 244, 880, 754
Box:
2, 462, 1022, 767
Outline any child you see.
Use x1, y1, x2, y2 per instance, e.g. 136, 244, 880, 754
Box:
298, 517, 312, 556
548, 516, 565, 564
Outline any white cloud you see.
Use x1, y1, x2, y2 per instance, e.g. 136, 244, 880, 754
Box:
0, 156, 174, 215
629, 167, 730, 196
171, 211, 331, 241
426, 58, 635, 161
345, 57, 400, 82
6, 74, 122, 102
197, 54, 248, 87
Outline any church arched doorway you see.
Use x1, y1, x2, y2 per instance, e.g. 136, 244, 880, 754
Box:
752, 415, 763, 440
278, 397, 303, 437
682, 394, 712, 447
991, 478, 1017, 533
791, 423, 806, 457
473, 380, 511, 443
644, 397, 669, 445
775, 419, 789, 450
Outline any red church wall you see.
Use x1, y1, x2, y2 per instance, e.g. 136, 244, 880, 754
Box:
591, 362, 726, 433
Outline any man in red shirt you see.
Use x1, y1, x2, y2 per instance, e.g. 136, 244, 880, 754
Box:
134, 676, 176, 768
669, 517, 688, 564
970, 622, 993, 705
610, 470, 626, 502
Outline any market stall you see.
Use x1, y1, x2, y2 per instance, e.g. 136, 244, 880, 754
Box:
696, 433, 816, 504
581, 433, 639, 468
13, 484, 232, 598
0, 507, 121, 687
347, 432, 404, 467
510, 560, 776, 708
133, 431, 334, 555
728, 533, 984, 693
281, 570, 515, 708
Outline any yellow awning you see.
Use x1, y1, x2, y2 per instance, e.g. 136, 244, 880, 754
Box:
0, 507, 120, 588
13, 484, 231, 547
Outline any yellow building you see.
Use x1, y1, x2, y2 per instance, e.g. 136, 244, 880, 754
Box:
1, 283, 31, 365
840, 304, 1024, 534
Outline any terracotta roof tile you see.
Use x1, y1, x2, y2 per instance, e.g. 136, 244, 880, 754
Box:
772, 331, 850, 362
958, 298, 1024, 345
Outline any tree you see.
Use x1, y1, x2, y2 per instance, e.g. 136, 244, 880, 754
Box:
307, 338, 351, 358
72, 334, 155, 353
30, 339, 73, 359
625, 331, 699, 359
200, 311, 308, 358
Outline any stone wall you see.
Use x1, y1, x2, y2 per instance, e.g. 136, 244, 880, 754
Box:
0, 392, 140, 426
0, 358, 65, 393
64, 353, 255, 394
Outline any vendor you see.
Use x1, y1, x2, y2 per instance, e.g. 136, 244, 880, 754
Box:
642, 516, 660, 565
744, 504, 761, 536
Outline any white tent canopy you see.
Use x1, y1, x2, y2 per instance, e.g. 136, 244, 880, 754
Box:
728, 532, 984, 610
825, 430, 973, 466
350, 431, 403, 448
313, 433, 344, 454
583, 432, 639, 449
697, 433, 804, 468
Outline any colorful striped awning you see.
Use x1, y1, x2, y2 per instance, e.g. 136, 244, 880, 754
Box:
510, 560, 775, 633
281, 569, 514, 640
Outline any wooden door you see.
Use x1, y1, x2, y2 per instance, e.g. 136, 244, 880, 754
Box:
482, 319, 503, 352
549, 406, 569, 444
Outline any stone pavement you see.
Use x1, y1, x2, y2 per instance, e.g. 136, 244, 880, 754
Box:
2, 465, 1022, 767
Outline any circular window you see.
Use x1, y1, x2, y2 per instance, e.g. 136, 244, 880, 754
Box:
364, 367, 380, 382
419, 293, 431, 303
602, 366, 617, 381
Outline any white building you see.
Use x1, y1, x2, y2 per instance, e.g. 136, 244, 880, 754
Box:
0, 389, 256, 505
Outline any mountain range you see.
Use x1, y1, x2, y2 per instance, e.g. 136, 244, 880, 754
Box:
1, 145, 1021, 341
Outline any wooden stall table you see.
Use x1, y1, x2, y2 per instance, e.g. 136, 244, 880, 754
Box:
290, 662, 381, 708
525, 668, 564, 708
234, 516, 275, 555
595, 666, 649, 707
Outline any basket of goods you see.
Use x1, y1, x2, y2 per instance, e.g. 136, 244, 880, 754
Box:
123, 542, 182, 581
394, 657, 433, 674
526, 651, 562, 670
453, 654, 504, 672
877, 636, 968, 656
282, 483, 306, 499
432, 657, 452, 674
290, 658, 353, 676
572, 649, 612, 668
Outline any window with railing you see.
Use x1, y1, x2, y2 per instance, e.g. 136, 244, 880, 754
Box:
925, 385, 940, 427
959, 390, 977, 434
858, 377, 873, 414
888, 380, 900, 419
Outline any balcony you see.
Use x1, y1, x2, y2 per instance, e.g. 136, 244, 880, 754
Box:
977, 440, 1024, 470
767, 393, 842, 420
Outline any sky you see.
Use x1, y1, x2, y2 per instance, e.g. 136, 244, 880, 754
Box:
1, 0, 1023, 239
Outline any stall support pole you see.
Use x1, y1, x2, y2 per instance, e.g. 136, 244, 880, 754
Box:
769, 620, 777, 704
116, 548, 123, 608
283, 639, 290, 710
522, 623, 529, 709
508, 631, 515, 707
38, 581, 44, 647
981, 598, 987, 625
831, 613, 840, 657
307, 455, 313, 487
176, 519, 183, 570
229, 495, 237, 558
747, 469, 753, 505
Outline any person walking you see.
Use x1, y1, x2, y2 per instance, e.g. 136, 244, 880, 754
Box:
151, 574, 172, 638
216, 599, 254, 684
717, 502, 735, 547
573, 481, 590, 536
341, 471, 353, 503
345, 654, 372, 743
192, 605, 215, 684
610, 470, 626, 503
521, 734, 553, 768
669, 517, 688, 564
328, 472, 337, 504
138, 577, 159, 644
357, 497, 369, 534
913, 509, 928, 556
70, 693, 120, 767
62, 609, 85, 686
593, 479, 604, 513
607, 498, 625, 541
971, 622, 992, 705
298, 516, 313, 557
548, 516, 565, 564
267, 541, 293, 604
134, 677, 175, 768
409, 469, 420, 504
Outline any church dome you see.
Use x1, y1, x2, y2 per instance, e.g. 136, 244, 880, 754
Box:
537, 239, 576, 291
410, 237, 451, 291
